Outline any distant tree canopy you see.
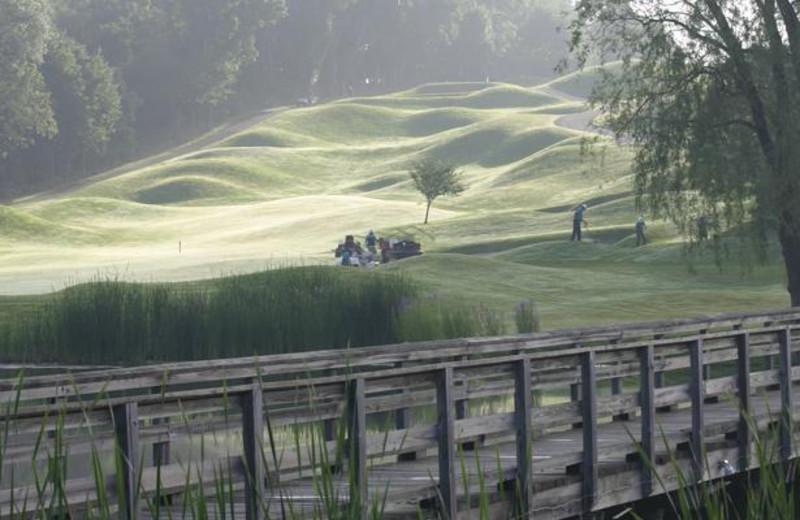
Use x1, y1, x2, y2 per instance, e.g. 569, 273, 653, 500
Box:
0, 0, 569, 197
0, 0, 57, 159
568, 0, 800, 306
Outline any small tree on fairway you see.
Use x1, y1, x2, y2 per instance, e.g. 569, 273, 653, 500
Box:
409, 159, 465, 224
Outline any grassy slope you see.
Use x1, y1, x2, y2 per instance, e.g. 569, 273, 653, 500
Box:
0, 72, 790, 328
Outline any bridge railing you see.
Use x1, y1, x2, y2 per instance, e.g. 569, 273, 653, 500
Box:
0, 309, 798, 519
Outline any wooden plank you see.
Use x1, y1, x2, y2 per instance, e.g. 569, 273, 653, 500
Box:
435, 367, 457, 519
347, 378, 367, 520
581, 351, 597, 512
241, 380, 266, 520
690, 339, 705, 481
779, 328, 794, 461
513, 358, 533, 517
4, 317, 796, 412
112, 402, 140, 520
640, 345, 655, 497
736, 333, 751, 471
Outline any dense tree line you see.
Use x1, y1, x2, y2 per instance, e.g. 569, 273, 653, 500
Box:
0, 0, 568, 197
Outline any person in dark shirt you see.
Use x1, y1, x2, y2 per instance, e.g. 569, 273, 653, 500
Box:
697, 215, 709, 242
571, 204, 588, 241
635, 215, 647, 246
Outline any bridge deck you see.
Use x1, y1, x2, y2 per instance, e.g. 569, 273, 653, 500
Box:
140, 389, 795, 519
266, 390, 793, 519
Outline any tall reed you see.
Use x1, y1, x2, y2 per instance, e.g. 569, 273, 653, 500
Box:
0, 268, 537, 365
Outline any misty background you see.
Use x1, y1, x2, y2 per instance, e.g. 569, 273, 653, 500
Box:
1, 0, 570, 198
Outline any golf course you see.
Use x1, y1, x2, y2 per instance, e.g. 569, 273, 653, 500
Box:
0, 70, 789, 332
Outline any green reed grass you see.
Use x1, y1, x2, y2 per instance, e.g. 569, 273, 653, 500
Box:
628, 406, 798, 520
0, 267, 539, 365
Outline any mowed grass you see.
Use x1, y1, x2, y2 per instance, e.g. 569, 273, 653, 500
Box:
0, 70, 791, 330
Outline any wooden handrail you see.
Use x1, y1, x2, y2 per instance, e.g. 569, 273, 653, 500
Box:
4, 309, 798, 391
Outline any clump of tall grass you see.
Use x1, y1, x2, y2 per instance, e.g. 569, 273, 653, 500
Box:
514, 299, 540, 334
0, 268, 417, 364
393, 300, 507, 343
0, 268, 538, 365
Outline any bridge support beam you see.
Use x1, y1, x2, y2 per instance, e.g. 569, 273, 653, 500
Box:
736, 333, 751, 471
347, 378, 368, 520
513, 358, 533, 518
113, 402, 140, 520
639, 345, 655, 498
241, 380, 266, 520
779, 329, 794, 461
435, 367, 457, 520
581, 351, 597, 513
689, 339, 705, 483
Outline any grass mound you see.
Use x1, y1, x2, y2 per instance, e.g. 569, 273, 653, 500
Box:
0, 205, 102, 244
480, 127, 574, 167
220, 127, 323, 148
546, 63, 625, 99
458, 85, 563, 109
410, 82, 493, 95
403, 108, 481, 137
267, 104, 410, 143
133, 176, 259, 205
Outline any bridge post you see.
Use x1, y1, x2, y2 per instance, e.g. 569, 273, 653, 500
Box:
699, 329, 711, 382
435, 367, 457, 520
513, 358, 533, 517
689, 339, 705, 482
113, 402, 140, 520
571, 343, 583, 429
347, 378, 368, 520
736, 333, 751, 471
241, 380, 266, 520
779, 329, 794, 461
581, 351, 597, 513
456, 355, 476, 451
639, 345, 655, 498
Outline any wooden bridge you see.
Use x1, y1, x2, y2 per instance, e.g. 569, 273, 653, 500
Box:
2, 309, 800, 519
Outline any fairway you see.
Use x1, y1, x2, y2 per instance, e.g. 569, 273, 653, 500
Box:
0, 73, 789, 325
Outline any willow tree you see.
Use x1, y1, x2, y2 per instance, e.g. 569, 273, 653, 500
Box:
568, 0, 800, 306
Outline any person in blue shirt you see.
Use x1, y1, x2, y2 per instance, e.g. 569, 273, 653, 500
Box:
365, 230, 377, 248
571, 204, 588, 241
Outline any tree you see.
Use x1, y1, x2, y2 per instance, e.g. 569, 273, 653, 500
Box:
409, 159, 466, 224
0, 0, 57, 160
568, 0, 800, 306
42, 34, 122, 173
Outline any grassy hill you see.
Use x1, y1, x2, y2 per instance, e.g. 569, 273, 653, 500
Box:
0, 73, 790, 328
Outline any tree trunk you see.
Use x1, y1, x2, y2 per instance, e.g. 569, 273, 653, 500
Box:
779, 217, 800, 307
424, 200, 432, 225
